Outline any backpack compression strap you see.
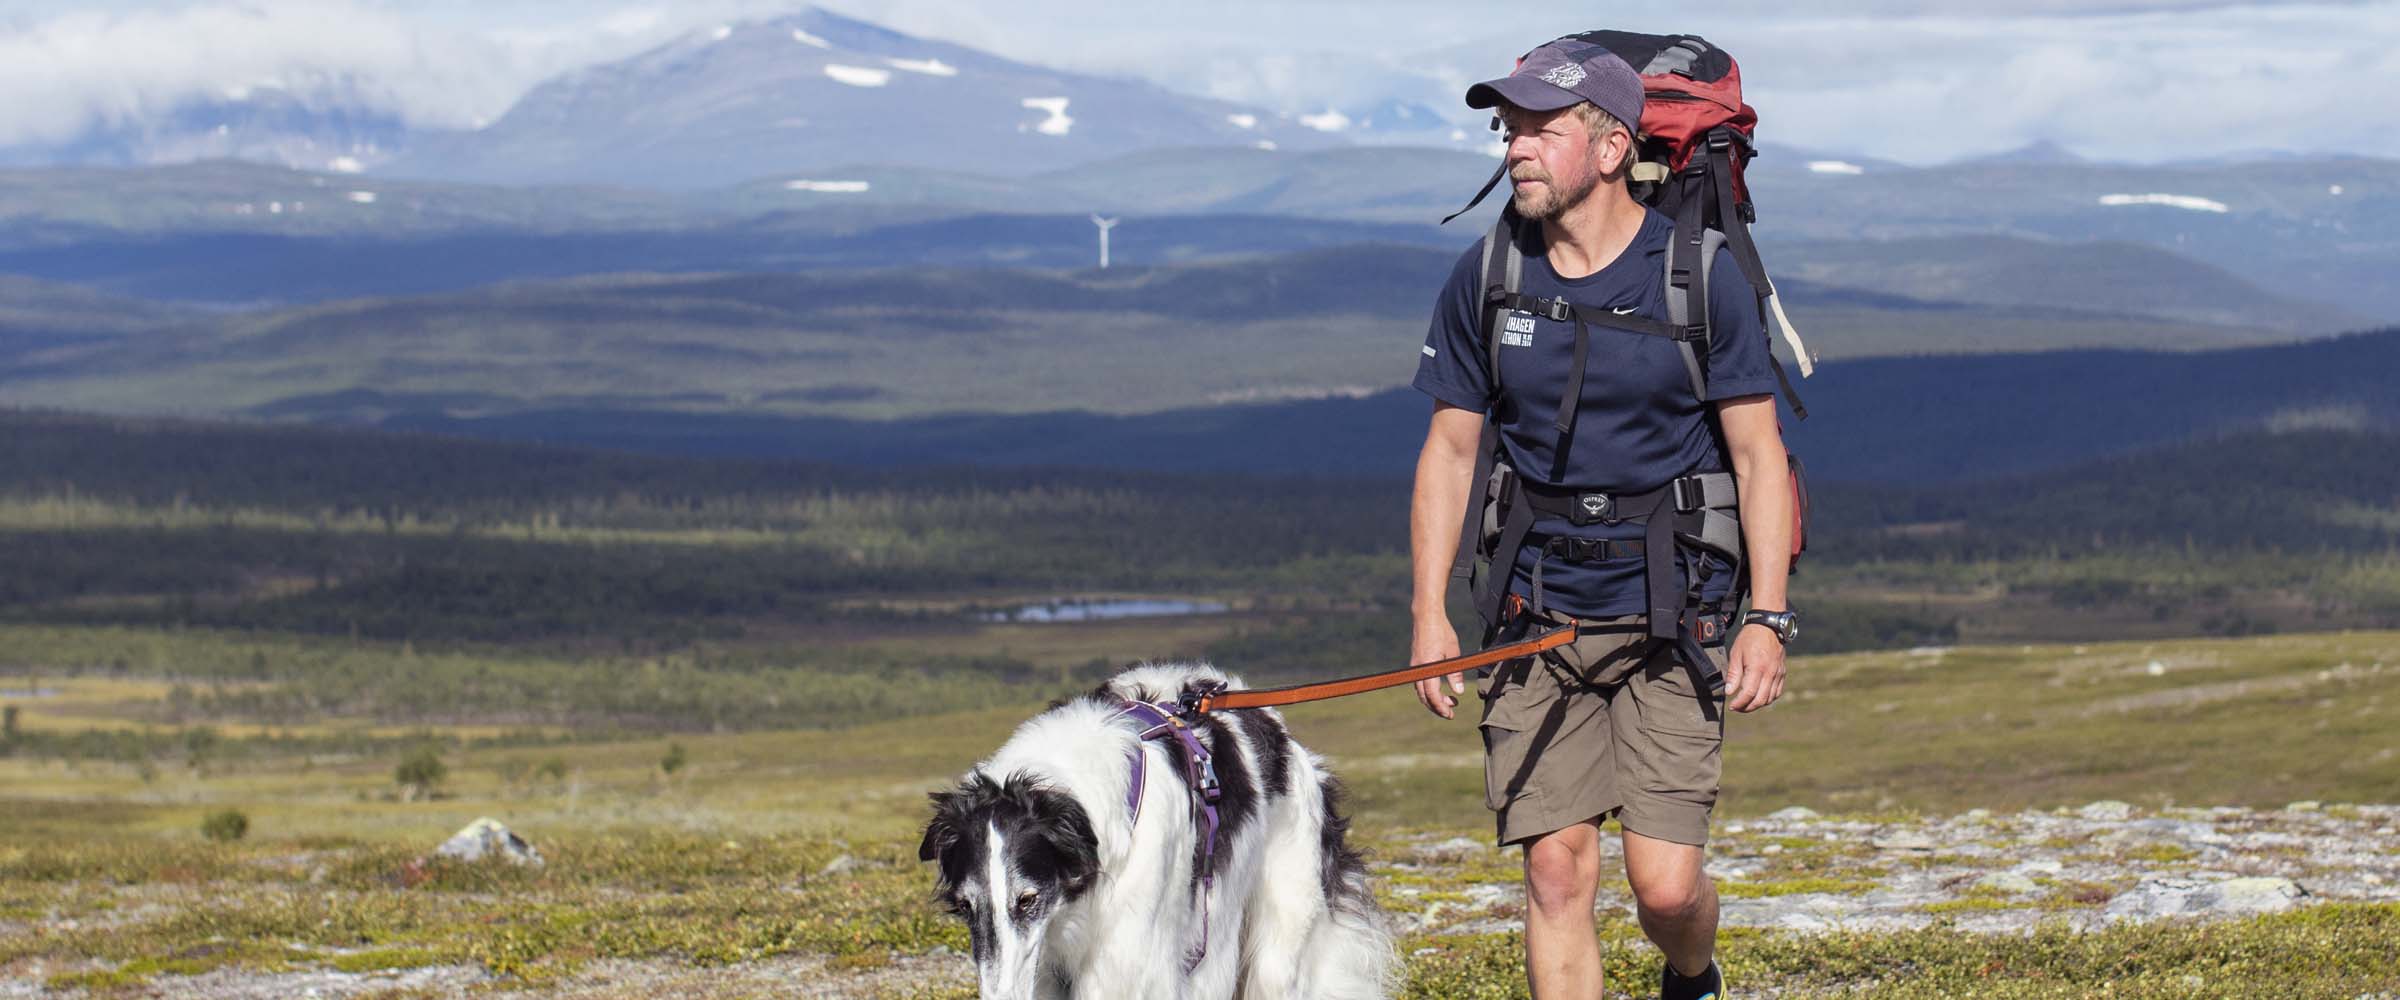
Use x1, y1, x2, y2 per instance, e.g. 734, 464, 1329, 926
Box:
1699, 132, 1815, 414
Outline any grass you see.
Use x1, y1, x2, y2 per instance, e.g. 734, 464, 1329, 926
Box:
3, 625, 2398, 996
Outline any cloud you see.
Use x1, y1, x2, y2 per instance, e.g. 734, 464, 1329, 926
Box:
815, 0, 2400, 162
0, 0, 795, 146
0, 0, 2393, 163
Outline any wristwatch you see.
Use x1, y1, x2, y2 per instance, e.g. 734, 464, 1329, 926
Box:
1743, 608, 1799, 644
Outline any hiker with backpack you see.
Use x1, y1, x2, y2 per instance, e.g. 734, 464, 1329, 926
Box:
1408, 35, 1813, 1000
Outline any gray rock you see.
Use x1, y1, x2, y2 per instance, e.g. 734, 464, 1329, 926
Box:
1975, 871, 2042, 894
820, 854, 862, 876
1872, 830, 1938, 852
2104, 876, 2306, 921
1768, 807, 1821, 822
2078, 800, 2135, 822
1416, 836, 1488, 858
434, 817, 543, 866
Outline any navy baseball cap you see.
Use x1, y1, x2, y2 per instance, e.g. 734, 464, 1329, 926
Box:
1465, 39, 1643, 133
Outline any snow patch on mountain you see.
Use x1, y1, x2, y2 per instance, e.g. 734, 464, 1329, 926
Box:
1226, 113, 1257, 130
1021, 97, 1072, 136
2099, 193, 2230, 213
791, 28, 831, 49
1808, 160, 1867, 176
1298, 108, 1351, 133
887, 57, 958, 77
825, 65, 892, 88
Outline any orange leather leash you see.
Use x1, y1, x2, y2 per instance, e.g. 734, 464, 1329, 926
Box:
1188, 621, 1579, 713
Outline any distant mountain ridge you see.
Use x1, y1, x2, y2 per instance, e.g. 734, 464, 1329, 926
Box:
0, 240, 2348, 423
0, 82, 416, 176
342, 327, 2400, 487
379, 10, 1342, 189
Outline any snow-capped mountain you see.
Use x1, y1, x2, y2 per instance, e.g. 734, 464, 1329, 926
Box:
378, 9, 1345, 189
0, 85, 413, 175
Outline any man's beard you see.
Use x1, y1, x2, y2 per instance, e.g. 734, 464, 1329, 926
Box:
1509, 163, 1600, 221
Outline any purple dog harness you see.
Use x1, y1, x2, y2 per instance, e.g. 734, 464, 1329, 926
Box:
1115, 698, 1222, 973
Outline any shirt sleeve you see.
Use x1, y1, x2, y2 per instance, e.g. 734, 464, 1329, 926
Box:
1701, 244, 1781, 401
1410, 245, 1491, 413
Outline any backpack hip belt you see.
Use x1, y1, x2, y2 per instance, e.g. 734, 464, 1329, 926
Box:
1483, 471, 1743, 663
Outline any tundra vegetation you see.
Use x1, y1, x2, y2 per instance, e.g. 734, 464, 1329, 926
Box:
1, 414, 2396, 997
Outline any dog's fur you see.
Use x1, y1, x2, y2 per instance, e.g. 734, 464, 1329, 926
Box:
920, 663, 1393, 1000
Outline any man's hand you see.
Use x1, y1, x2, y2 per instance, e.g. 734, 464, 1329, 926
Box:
1722, 623, 1787, 713
1411, 616, 1466, 719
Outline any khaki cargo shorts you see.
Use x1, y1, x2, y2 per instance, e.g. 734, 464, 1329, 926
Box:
1477, 612, 1727, 848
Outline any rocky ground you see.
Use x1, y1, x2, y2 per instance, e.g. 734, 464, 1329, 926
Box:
1385, 800, 2400, 939
9, 802, 2396, 999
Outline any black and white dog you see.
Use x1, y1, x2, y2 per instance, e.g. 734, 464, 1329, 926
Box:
920, 663, 1392, 1000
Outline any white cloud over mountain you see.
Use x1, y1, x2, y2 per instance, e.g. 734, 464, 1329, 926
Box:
1, 0, 2394, 163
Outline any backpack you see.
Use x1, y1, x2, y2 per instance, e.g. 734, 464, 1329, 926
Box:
1441, 32, 1816, 667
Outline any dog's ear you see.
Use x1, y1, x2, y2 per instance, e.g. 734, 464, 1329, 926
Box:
1028, 791, 1102, 896
920, 788, 964, 864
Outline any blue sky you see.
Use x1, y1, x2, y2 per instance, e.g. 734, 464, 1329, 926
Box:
3, 0, 2395, 163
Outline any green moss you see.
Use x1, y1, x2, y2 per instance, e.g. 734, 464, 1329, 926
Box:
2122, 843, 2197, 864
1719, 876, 1879, 898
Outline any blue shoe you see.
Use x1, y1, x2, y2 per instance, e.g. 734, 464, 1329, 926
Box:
1662, 960, 1723, 1000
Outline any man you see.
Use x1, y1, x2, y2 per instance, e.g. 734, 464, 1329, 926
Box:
1407, 42, 1796, 1000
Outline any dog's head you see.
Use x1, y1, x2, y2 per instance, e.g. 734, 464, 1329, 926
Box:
920, 770, 1100, 998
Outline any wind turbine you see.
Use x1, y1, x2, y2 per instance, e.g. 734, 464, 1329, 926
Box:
1090, 215, 1119, 269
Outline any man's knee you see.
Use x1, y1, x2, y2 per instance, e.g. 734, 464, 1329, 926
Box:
1629, 868, 1709, 922
1522, 825, 1602, 915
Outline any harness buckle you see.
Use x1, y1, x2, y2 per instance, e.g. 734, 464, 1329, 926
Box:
1542, 298, 1572, 323
1198, 756, 1222, 803
1672, 477, 1703, 512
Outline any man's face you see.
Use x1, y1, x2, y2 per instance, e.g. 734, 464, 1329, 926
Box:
1498, 104, 1610, 221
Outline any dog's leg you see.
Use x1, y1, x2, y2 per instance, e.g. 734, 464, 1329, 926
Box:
1236, 769, 1323, 999
1291, 761, 1396, 1000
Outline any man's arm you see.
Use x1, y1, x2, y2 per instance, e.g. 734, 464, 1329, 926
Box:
1411, 401, 1486, 720
1716, 394, 1792, 713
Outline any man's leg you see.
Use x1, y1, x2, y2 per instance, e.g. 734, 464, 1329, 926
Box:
1623, 827, 1718, 978
1523, 817, 1607, 999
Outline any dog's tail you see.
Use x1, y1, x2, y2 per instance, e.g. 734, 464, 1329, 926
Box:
1302, 773, 1395, 999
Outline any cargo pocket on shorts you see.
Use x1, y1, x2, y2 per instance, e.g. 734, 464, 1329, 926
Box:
1632, 651, 1725, 803
1477, 659, 1544, 814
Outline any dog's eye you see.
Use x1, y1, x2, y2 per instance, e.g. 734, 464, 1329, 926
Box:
1014, 889, 1040, 914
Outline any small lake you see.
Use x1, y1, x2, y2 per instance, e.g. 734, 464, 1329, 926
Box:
981, 598, 1229, 623
0, 688, 61, 699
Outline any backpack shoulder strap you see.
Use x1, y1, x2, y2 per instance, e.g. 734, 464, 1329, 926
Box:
1451, 211, 1524, 594
1476, 211, 1525, 396
1662, 227, 1724, 403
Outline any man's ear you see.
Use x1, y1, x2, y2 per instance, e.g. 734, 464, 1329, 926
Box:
1600, 126, 1637, 177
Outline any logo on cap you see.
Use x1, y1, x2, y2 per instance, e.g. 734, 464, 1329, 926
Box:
1540, 63, 1587, 89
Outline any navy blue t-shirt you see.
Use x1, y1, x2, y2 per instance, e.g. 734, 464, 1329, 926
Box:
1412, 208, 1779, 618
